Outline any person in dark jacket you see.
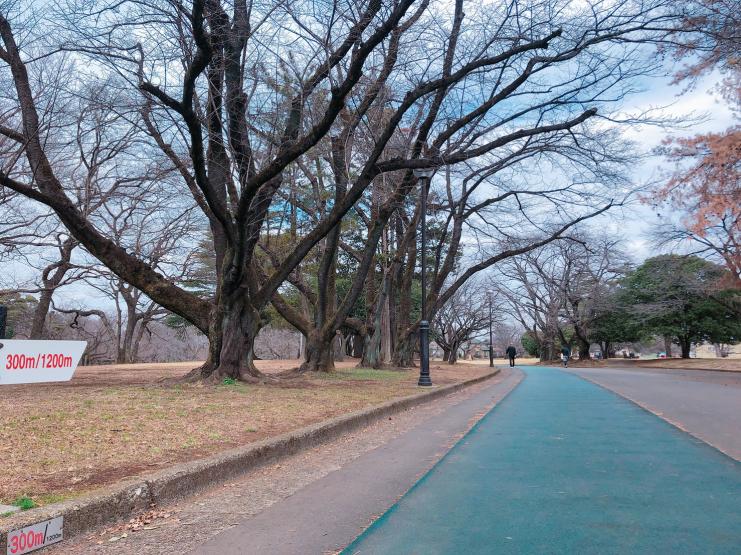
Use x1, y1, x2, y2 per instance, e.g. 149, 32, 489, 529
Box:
506, 345, 517, 367
560, 345, 571, 367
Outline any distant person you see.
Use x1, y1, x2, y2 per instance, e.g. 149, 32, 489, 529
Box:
560, 345, 571, 368
506, 345, 517, 367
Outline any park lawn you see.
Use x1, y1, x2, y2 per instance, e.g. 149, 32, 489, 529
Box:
0, 359, 490, 507
634, 358, 741, 372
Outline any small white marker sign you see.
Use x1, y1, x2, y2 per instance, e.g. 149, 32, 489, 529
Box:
0, 340, 86, 385
6, 517, 63, 555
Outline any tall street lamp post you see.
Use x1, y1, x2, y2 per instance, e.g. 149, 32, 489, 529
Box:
414, 168, 434, 387
488, 290, 494, 368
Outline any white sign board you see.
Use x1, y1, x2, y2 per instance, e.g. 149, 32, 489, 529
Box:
6, 517, 63, 555
0, 340, 86, 385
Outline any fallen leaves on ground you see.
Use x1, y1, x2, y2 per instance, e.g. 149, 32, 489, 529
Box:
0, 359, 491, 505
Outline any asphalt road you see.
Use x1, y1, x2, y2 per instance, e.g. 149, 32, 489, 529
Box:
571, 366, 741, 460
344, 366, 741, 554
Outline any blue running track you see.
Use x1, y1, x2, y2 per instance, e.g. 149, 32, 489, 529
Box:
343, 366, 741, 554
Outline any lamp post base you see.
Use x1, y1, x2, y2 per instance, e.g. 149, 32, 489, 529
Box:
418, 320, 432, 386
418, 375, 433, 387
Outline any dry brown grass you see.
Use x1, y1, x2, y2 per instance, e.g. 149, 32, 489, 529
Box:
0, 358, 491, 507
632, 358, 741, 372
528, 357, 741, 372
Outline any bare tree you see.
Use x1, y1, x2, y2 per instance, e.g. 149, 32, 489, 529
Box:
1, 74, 174, 338
55, 194, 201, 363
651, 212, 740, 287
547, 237, 629, 359
496, 233, 630, 360
491, 321, 525, 357
496, 252, 565, 361
1, 0, 679, 381
432, 282, 491, 364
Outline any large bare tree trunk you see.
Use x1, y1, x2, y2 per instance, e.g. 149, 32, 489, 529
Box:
29, 237, 76, 339
351, 334, 364, 358
381, 293, 392, 363
448, 340, 459, 364
576, 337, 591, 360
29, 288, 54, 339
391, 225, 416, 367
679, 336, 691, 359
187, 291, 263, 383
297, 335, 338, 373
664, 335, 673, 358
333, 332, 344, 362
119, 317, 136, 363
380, 227, 392, 364
131, 320, 147, 364
540, 329, 555, 362
360, 265, 386, 371
361, 328, 383, 369
362, 259, 394, 369
300, 331, 335, 373
392, 331, 416, 367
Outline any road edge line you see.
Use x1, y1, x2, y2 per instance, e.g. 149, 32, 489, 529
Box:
570, 371, 740, 463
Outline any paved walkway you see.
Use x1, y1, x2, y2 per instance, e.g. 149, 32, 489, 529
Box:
344, 366, 741, 554
51, 370, 521, 555
193, 369, 521, 555
572, 366, 741, 460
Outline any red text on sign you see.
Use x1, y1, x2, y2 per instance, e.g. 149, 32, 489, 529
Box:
9, 529, 44, 554
5, 353, 73, 370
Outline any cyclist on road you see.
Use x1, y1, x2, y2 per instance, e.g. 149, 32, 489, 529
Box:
560, 345, 571, 368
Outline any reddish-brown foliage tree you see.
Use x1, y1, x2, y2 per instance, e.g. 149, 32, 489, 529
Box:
654, 0, 740, 284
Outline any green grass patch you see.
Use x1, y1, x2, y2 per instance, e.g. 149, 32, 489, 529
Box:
13, 496, 37, 510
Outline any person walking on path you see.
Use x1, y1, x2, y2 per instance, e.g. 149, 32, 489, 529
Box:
506, 346, 517, 367
561, 345, 571, 368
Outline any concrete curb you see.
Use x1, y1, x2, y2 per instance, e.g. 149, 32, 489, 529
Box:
0, 369, 500, 551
